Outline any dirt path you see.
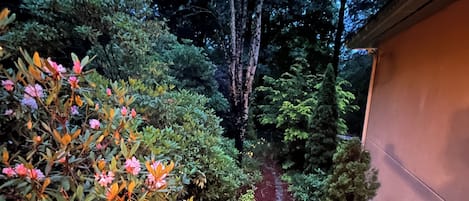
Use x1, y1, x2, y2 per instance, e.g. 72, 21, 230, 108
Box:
254, 159, 294, 201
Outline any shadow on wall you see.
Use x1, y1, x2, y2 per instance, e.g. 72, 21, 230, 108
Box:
384, 144, 442, 201
375, 50, 397, 86
441, 109, 469, 200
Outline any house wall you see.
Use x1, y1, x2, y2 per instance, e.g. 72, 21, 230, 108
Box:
365, 1, 469, 200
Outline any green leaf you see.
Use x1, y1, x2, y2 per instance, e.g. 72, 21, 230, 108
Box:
61, 178, 70, 191
0, 179, 19, 189
71, 53, 79, 63
110, 157, 117, 171
120, 142, 128, 158
84, 193, 96, 201
129, 142, 140, 157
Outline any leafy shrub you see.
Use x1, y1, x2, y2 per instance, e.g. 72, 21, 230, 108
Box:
283, 139, 380, 201
85, 72, 251, 200
281, 170, 327, 201
4, 1, 227, 113
238, 189, 255, 201
163, 42, 229, 112
0, 51, 180, 200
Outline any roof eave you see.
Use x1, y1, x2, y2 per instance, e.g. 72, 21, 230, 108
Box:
348, 0, 455, 49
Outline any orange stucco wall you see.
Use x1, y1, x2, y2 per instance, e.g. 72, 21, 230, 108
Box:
365, 1, 469, 200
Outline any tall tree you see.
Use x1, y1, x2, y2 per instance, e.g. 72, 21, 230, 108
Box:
228, 0, 263, 157
305, 64, 338, 172
332, 0, 346, 75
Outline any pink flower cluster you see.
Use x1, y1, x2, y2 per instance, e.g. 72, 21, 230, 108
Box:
70, 105, 79, 115
121, 106, 128, 116
131, 108, 137, 118
24, 84, 44, 98
73, 61, 83, 74
2, 164, 45, 181
68, 76, 79, 89
146, 173, 167, 190
47, 59, 66, 79
89, 119, 100, 130
121, 106, 137, 118
145, 161, 168, 190
2, 79, 14, 91
124, 156, 141, 175
4, 109, 14, 116
94, 171, 115, 187
21, 84, 44, 110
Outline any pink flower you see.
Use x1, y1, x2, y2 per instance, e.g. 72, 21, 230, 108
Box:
2, 80, 14, 91
21, 97, 38, 110
89, 119, 100, 130
4, 109, 14, 116
125, 157, 141, 175
95, 171, 114, 187
68, 76, 79, 89
58, 157, 66, 163
145, 161, 170, 191
47, 59, 66, 78
145, 172, 167, 190
73, 60, 83, 74
70, 105, 79, 115
2, 167, 16, 177
106, 88, 112, 96
121, 106, 127, 116
131, 108, 137, 118
96, 143, 105, 150
28, 168, 45, 181
14, 164, 28, 177
24, 84, 44, 98
145, 174, 166, 190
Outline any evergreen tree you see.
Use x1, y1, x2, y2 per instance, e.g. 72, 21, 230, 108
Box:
324, 139, 380, 201
305, 64, 338, 172
256, 56, 318, 169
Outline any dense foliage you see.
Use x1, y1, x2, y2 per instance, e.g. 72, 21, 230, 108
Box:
0, 51, 180, 200
281, 170, 327, 201
0, 3, 256, 200
256, 58, 358, 170
0, 0, 382, 200
324, 139, 380, 201
3, 0, 227, 113
305, 64, 338, 172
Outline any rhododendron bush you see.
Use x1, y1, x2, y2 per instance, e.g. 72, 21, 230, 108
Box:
0, 51, 180, 200
0, 6, 256, 200
86, 71, 251, 201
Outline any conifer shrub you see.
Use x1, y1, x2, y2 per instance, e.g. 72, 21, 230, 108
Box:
283, 139, 379, 201
305, 64, 338, 172
323, 139, 380, 201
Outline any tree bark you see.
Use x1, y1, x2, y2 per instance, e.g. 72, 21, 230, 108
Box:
229, 0, 263, 162
242, 0, 263, 137
332, 0, 346, 76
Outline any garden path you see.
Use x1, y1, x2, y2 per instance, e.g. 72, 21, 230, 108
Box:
254, 159, 294, 201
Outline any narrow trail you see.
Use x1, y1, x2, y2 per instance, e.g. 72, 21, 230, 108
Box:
254, 159, 294, 201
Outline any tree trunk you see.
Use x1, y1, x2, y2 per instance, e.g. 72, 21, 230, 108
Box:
332, 0, 346, 76
229, 0, 263, 162
242, 0, 263, 139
